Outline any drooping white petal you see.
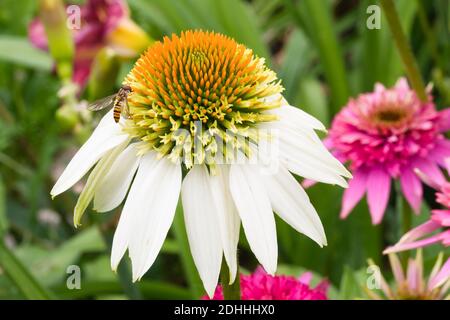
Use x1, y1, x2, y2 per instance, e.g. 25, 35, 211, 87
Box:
182, 165, 223, 297
271, 100, 327, 132
110, 151, 181, 277
282, 157, 348, 188
262, 99, 351, 187
229, 164, 277, 275
263, 165, 327, 247
277, 129, 350, 187
93, 143, 141, 212
51, 111, 129, 197
127, 153, 182, 281
73, 141, 128, 227
110, 153, 155, 271
209, 165, 240, 283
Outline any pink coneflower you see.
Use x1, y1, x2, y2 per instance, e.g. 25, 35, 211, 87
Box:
29, 0, 150, 87
366, 251, 449, 300
327, 78, 450, 224
205, 267, 329, 300
384, 174, 450, 287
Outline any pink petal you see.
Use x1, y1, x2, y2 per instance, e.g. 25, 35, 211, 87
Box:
383, 220, 440, 254
340, 168, 368, 219
400, 168, 423, 214
429, 258, 450, 289
384, 233, 443, 254
430, 140, 450, 170
302, 179, 316, 189
366, 167, 391, 225
414, 158, 446, 188
413, 168, 442, 190
398, 220, 441, 245
438, 109, 450, 132
431, 210, 450, 227
388, 254, 405, 284
407, 259, 420, 292
394, 77, 410, 91
298, 272, 313, 285
28, 19, 48, 50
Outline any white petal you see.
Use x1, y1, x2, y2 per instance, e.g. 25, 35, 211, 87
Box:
182, 165, 223, 297
110, 152, 181, 278
111, 153, 155, 271
278, 128, 351, 184
209, 165, 240, 283
229, 164, 277, 275
93, 143, 141, 212
51, 111, 129, 197
262, 102, 351, 187
73, 141, 127, 226
263, 165, 327, 246
128, 153, 181, 280
271, 102, 327, 132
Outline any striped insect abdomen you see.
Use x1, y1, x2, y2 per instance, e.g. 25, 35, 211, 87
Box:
113, 97, 122, 123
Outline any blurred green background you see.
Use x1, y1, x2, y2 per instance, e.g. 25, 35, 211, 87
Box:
0, 0, 449, 300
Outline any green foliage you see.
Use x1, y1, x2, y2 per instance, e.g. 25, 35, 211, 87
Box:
0, 37, 53, 71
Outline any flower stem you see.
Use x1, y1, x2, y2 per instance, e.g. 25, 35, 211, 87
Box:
393, 182, 412, 266
380, 0, 427, 102
220, 260, 241, 300
400, 197, 413, 266
401, 197, 413, 237
172, 200, 204, 298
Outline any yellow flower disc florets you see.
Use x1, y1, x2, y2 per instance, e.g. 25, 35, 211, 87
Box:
124, 30, 283, 168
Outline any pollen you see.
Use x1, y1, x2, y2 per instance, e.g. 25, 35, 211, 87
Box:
123, 30, 283, 168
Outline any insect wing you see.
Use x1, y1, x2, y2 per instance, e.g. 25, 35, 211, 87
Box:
121, 98, 131, 119
87, 94, 116, 111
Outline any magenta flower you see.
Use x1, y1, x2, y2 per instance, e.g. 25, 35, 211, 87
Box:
327, 78, 450, 224
366, 252, 449, 299
29, 0, 148, 87
384, 173, 450, 287
204, 267, 328, 300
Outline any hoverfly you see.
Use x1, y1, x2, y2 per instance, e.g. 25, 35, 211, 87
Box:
88, 84, 132, 123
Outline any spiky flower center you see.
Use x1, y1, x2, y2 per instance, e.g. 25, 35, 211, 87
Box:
370, 105, 410, 128
396, 284, 441, 300
123, 30, 283, 168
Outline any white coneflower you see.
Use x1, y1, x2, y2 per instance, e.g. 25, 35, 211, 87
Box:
51, 30, 351, 297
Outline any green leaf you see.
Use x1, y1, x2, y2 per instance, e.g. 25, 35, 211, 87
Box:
338, 266, 367, 300
54, 280, 192, 300
0, 36, 53, 70
172, 200, 203, 298
357, 0, 418, 91
288, 0, 350, 113
15, 227, 106, 287
0, 241, 53, 299
129, 0, 270, 59
294, 78, 330, 126
279, 29, 316, 103
0, 175, 7, 236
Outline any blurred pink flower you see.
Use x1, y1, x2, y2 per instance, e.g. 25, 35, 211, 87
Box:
204, 267, 329, 300
366, 252, 449, 299
327, 78, 450, 224
29, 0, 148, 87
384, 173, 450, 287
